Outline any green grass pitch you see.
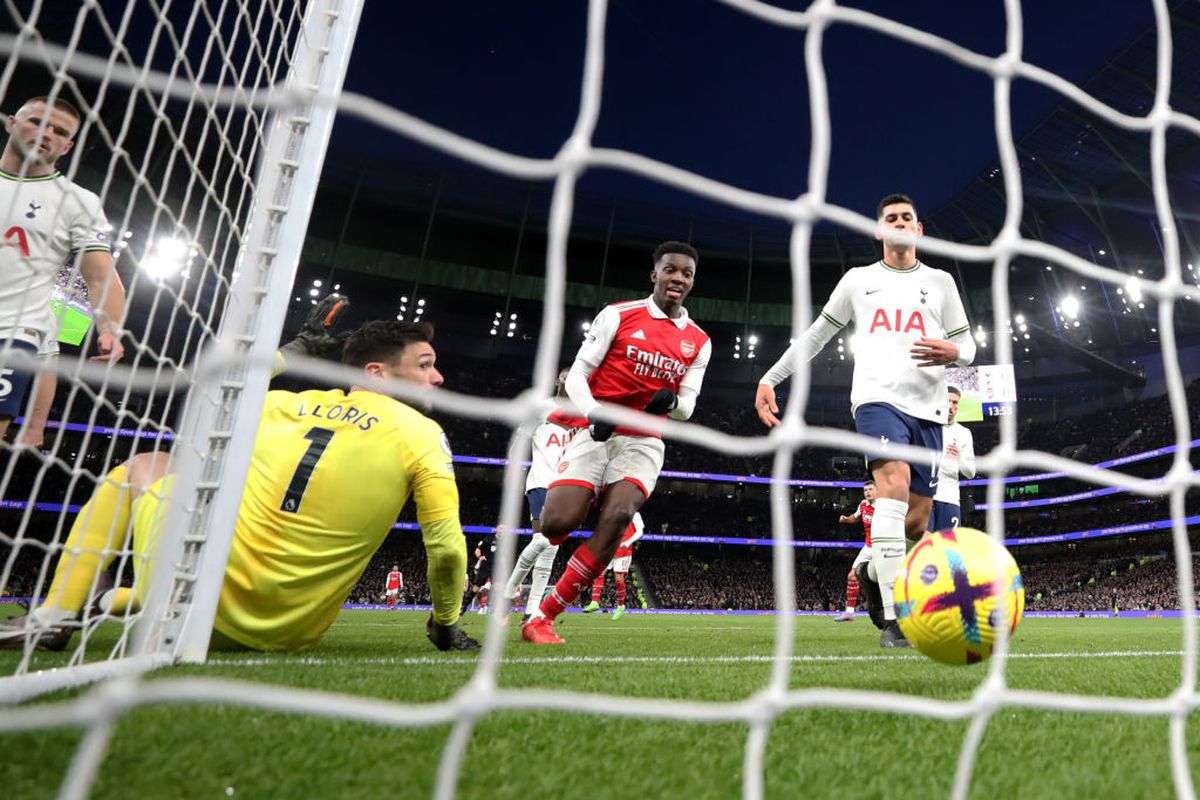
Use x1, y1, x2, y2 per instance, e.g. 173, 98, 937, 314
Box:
2, 609, 1197, 799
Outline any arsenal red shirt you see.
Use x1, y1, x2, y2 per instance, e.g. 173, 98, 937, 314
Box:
614, 512, 645, 558
858, 499, 874, 547
551, 296, 711, 436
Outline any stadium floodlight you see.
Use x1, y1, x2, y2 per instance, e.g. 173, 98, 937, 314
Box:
140, 236, 189, 280
489, 328, 497, 336
401, 295, 409, 303
1126, 279, 1143, 302
748, 335, 758, 345
581, 321, 590, 332
1060, 295, 1080, 319
1098, 249, 1107, 256
309, 288, 320, 297
418, 298, 426, 307
313, 279, 322, 288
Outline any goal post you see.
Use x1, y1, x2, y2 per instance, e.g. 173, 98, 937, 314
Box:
0, 0, 365, 701
135, 0, 367, 665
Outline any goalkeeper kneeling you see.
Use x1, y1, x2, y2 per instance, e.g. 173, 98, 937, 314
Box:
0, 296, 479, 653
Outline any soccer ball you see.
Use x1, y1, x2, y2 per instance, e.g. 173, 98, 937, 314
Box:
895, 527, 1024, 665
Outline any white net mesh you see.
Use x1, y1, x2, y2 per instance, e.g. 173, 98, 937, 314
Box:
0, 0, 335, 687
1, 0, 1199, 798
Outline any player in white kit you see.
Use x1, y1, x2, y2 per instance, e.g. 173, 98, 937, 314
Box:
755, 194, 975, 648
502, 369, 580, 621
929, 386, 976, 531
0, 95, 126, 439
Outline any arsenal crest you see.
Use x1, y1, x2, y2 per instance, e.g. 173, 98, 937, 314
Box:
680, 340, 696, 358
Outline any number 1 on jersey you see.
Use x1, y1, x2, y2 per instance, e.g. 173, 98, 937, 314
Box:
280, 427, 335, 513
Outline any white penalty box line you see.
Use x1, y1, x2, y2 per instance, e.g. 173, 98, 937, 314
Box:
0, 662, 1193, 737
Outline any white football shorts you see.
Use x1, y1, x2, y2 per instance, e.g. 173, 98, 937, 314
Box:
549, 429, 666, 499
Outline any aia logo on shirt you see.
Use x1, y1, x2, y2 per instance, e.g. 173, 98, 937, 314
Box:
3, 226, 30, 257
868, 308, 926, 337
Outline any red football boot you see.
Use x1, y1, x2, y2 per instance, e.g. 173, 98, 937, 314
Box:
521, 615, 565, 645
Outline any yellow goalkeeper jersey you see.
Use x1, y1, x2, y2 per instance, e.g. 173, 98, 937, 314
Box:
212, 387, 460, 651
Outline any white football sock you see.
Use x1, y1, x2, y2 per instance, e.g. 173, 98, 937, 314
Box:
504, 534, 549, 598
526, 543, 559, 610
869, 497, 909, 622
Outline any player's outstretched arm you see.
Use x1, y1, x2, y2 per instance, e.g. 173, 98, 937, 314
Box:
756, 274, 853, 427
755, 316, 840, 427
80, 251, 126, 363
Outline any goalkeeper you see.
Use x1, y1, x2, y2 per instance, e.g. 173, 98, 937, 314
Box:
0, 297, 479, 652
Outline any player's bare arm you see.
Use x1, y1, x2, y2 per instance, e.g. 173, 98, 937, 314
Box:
79, 250, 126, 362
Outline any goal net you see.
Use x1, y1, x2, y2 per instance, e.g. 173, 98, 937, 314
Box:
1, 0, 1198, 798
0, 0, 362, 697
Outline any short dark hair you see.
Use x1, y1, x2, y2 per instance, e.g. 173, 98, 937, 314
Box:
947, 385, 962, 397
341, 320, 434, 367
22, 95, 82, 125
864, 479, 876, 487
876, 193, 916, 220
652, 240, 698, 267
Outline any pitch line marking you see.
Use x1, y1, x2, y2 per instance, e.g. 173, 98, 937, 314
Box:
207, 649, 1185, 669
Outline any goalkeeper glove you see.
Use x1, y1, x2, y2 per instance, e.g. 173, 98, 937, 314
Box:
588, 413, 616, 443
279, 293, 351, 360
644, 388, 677, 415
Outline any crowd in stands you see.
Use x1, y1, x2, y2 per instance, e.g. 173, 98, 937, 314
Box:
3, 354, 1199, 619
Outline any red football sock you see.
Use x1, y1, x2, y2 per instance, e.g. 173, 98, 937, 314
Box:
846, 572, 860, 610
540, 545, 605, 621
616, 578, 627, 606
591, 575, 605, 603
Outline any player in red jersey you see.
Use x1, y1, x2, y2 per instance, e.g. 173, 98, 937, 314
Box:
384, 565, 404, 609
834, 481, 876, 623
522, 242, 710, 645
583, 511, 643, 619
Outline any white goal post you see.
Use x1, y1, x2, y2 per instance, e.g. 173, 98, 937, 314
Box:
0, 0, 364, 700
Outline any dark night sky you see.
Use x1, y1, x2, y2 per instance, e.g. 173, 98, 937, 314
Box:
329, 0, 1160, 219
